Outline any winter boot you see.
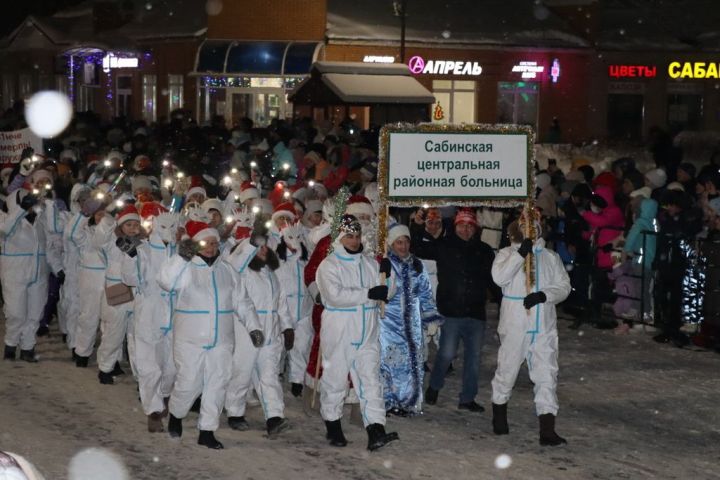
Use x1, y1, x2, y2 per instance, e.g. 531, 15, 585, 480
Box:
492, 403, 509, 435
71, 348, 78, 361
147, 412, 164, 433
366, 423, 399, 451
3, 345, 17, 361
266, 417, 289, 436
168, 414, 182, 438
62, 334, 67, 344
198, 430, 223, 449
424, 387, 438, 405
291, 383, 303, 398
190, 396, 202, 413
36, 325, 49, 337
111, 361, 125, 376
20, 349, 38, 363
324, 420, 347, 447
98, 370, 114, 385
228, 416, 249, 431
539, 414, 567, 446
458, 401, 485, 412
75, 355, 89, 368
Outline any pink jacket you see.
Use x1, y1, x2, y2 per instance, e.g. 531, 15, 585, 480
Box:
582, 186, 624, 268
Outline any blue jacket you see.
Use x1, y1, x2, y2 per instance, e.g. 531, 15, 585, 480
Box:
624, 198, 658, 270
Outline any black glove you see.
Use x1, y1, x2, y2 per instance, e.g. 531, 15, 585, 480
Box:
249, 329, 265, 348
178, 239, 197, 261
517, 238, 533, 258
315, 293, 322, 305
20, 194, 38, 211
283, 329, 295, 351
56, 270, 65, 285
25, 212, 37, 224
368, 285, 389, 302
116, 236, 140, 258
412, 256, 423, 274
523, 291, 547, 309
601, 243, 614, 253
379, 258, 392, 276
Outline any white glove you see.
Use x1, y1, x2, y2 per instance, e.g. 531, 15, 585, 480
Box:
19, 157, 34, 177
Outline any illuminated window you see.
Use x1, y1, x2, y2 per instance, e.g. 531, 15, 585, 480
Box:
168, 74, 184, 112
431, 80, 476, 124
497, 81, 539, 130
1, 75, 15, 109
142, 74, 157, 123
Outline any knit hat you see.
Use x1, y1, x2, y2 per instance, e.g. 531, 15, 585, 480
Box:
131, 175, 152, 193
592, 171, 617, 192
630, 186, 652, 199
239, 181, 260, 204
140, 202, 167, 219
345, 195, 373, 218
186, 186, 207, 200
386, 223, 410, 248
30, 169, 53, 186
337, 214, 361, 241
666, 181, 685, 192
185, 220, 220, 243
454, 208, 478, 226
117, 205, 140, 225
645, 168, 667, 189
201, 198, 223, 214
271, 201, 297, 224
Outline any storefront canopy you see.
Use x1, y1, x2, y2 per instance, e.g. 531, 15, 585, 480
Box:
193, 40, 322, 76
289, 62, 435, 105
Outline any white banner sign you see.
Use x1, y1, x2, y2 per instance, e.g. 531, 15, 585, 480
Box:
0, 128, 43, 165
386, 131, 530, 202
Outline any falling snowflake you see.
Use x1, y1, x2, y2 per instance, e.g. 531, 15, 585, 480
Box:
25, 91, 72, 138
494, 454, 512, 469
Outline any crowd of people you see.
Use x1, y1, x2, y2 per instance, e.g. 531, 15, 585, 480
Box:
0, 108, 715, 454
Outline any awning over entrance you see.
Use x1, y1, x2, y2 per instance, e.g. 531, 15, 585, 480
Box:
193, 40, 322, 76
289, 62, 435, 105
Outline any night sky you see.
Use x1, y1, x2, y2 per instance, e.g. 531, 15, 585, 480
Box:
1, 0, 85, 37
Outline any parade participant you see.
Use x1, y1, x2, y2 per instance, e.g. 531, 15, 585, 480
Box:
201, 198, 224, 229
120, 206, 179, 432
157, 221, 255, 449
268, 202, 296, 249
96, 205, 142, 384
490, 219, 571, 446
1, 187, 55, 362
274, 222, 313, 397
225, 228, 291, 437
380, 223, 441, 416
414, 208, 496, 412
72, 191, 112, 367
316, 214, 399, 451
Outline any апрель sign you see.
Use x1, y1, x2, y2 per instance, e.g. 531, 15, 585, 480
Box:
387, 132, 529, 201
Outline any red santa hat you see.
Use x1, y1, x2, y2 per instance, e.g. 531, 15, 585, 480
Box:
345, 195, 373, 218
140, 202, 167, 219
184, 220, 220, 243
186, 176, 206, 200
239, 181, 260, 204
454, 208, 478, 226
269, 180, 288, 207
271, 201, 297, 224
117, 205, 141, 225
234, 226, 252, 241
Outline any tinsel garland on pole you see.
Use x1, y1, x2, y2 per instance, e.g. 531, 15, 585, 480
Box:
327, 186, 351, 255
523, 198, 539, 294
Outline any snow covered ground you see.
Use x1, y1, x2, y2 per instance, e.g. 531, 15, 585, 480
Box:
1, 308, 719, 480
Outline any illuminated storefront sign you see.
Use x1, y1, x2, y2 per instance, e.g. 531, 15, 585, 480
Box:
550, 59, 560, 83
363, 55, 395, 63
668, 61, 720, 79
511, 61, 544, 79
102, 53, 139, 73
408, 55, 482, 76
609, 65, 657, 78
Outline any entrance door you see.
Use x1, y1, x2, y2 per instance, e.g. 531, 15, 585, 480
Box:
226, 87, 284, 127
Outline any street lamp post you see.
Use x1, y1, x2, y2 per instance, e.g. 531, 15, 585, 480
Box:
393, 0, 408, 63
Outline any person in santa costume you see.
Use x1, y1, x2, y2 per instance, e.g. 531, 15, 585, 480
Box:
224, 224, 291, 437
120, 203, 179, 433
96, 204, 143, 384
316, 214, 399, 451
490, 219, 571, 446
268, 201, 296, 249
0, 186, 58, 362
157, 220, 256, 449
274, 221, 313, 398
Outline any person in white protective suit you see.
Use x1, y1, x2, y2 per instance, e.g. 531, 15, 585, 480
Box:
58, 184, 92, 350
72, 191, 111, 367
274, 222, 313, 398
267, 201, 297, 249
490, 219, 571, 446
120, 204, 179, 433
315, 214, 399, 451
96, 204, 142, 384
1, 187, 60, 362
157, 220, 257, 450
224, 227, 292, 437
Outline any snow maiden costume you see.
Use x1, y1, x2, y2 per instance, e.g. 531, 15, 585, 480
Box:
380, 223, 441, 416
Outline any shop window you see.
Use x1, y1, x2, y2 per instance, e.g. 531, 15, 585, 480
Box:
431, 80, 475, 124
1, 75, 15, 110
667, 94, 703, 130
168, 74, 184, 112
142, 74, 157, 123
19, 74, 33, 99
497, 81, 539, 130
116, 74, 133, 118
55, 75, 69, 96
76, 86, 95, 112
607, 94, 644, 141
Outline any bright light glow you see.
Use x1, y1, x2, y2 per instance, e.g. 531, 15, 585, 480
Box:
44, 183, 52, 190
176, 172, 184, 179
250, 161, 257, 168
32, 188, 40, 195
308, 180, 315, 187
264, 221, 272, 229
252, 206, 260, 213
96, 192, 105, 200
511, 61, 545, 79
282, 163, 290, 170
363, 55, 394, 63
25, 90, 73, 138
225, 215, 234, 224
115, 200, 124, 208
164, 179, 173, 188
102, 53, 139, 73
31, 154, 39, 163
234, 194, 239, 200
283, 191, 290, 198
223, 176, 232, 185
162, 160, 170, 167
199, 240, 207, 247
104, 160, 112, 167
142, 220, 152, 229
422, 203, 430, 209
408, 55, 482, 76
494, 454, 512, 470
231, 168, 238, 174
